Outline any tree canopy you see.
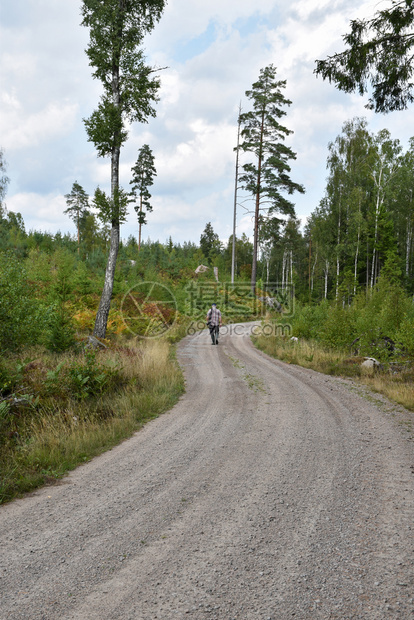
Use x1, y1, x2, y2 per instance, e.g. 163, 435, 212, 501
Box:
315, 0, 414, 112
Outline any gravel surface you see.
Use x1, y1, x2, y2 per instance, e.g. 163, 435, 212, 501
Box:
0, 325, 413, 619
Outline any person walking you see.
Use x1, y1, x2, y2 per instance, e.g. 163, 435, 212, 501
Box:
206, 303, 222, 345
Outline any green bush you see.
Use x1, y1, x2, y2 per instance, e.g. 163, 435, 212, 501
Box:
0, 251, 46, 351
0, 359, 19, 396
395, 313, 414, 356
67, 350, 122, 400
45, 250, 76, 352
354, 273, 411, 359
320, 304, 357, 349
290, 300, 330, 340
45, 303, 76, 352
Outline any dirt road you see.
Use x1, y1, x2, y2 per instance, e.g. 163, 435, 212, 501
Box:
0, 325, 413, 619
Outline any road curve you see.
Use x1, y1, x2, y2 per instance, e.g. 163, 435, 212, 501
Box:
0, 325, 413, 619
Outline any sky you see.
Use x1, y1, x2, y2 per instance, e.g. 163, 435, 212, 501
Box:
1, 0, 413, 247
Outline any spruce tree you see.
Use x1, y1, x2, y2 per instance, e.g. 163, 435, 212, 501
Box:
130, 144, 156, 252
315, 0, 414, 112
64, 182, 90, 254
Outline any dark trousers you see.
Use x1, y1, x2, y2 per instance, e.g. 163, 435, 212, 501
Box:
209, 324, 219, 344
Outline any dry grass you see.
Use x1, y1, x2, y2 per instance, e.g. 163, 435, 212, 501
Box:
361, 370, 414, 411
253, 333, 414, 411
0, 338, 184, 504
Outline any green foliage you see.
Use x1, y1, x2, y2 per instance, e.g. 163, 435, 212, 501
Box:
289, 300, 327, 340
0, 358, 20, 396
130, 144, 156, 220
67, 350, 121, 400
93, 186, 129, 226
291, 265, 413, 362
319, 305, 357, 349
0, 148, 9, 208
315, 0, 414, 112
200, 222, 221, 263
395, 313, 414, 355
355, 269, 411, 359
81, 0, 166, 338
45, 250, 76, 352
81, 0, 165, 157
64, 182, 90, 251
238, 64, 305, 290
306, 120, 413, 300
239, 64, 305, 218
0, 252, 46, 351
46, 304, 76, 353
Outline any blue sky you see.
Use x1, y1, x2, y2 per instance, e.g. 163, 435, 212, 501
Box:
1, 0, 413, 246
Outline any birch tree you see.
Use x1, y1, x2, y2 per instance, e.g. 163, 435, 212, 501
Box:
387, 138, 414, 286
368, 129, 401, 287
0, 148, 9, 215
81, 0, 165, 338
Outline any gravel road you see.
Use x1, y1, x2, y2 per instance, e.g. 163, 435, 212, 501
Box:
0, 325, 413, 619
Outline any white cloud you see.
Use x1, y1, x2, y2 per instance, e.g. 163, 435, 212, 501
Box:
154, 119, 235, 189
0, 101, 79, 151
148, 0, 278, 49
7, 192, 69, 233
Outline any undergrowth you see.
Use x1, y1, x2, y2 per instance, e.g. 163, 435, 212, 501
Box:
0, 337, 184, 504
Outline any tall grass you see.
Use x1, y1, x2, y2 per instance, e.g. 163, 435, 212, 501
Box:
0, 339, 184, 504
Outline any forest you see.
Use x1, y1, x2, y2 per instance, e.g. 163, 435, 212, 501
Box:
1, 114, 414, 362
1, 116, 414, 298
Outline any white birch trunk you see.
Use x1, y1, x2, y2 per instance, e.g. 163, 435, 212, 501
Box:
282, 249, 286, 291
354, 198, 361, 296
324, 259, 329, 299
311, 250, 318, 292
335, 191, 341, 300
406, 218, 412, 277
93, 36, 122, 338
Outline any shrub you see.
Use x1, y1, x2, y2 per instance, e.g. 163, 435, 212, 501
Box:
290, 300, 330, 340
45, 303, 76, 352
320, 304, 357, 349
355, 273, 411, 359
45, 250, 76, 352
67, 350, 122, 400
0, 251, 46, 351
395, 313, 414, 356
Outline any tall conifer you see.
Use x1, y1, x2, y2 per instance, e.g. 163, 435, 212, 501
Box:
239, 65, 304, 294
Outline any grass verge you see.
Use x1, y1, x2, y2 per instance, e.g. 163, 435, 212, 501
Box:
0, 338, 184, 504
252, 332, 414, 411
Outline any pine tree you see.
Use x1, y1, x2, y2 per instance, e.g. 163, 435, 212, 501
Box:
130, 144, 156, 252
238, 65, 304, 294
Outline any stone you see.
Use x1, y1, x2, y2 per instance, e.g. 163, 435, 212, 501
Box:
361, 357, 382, 371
